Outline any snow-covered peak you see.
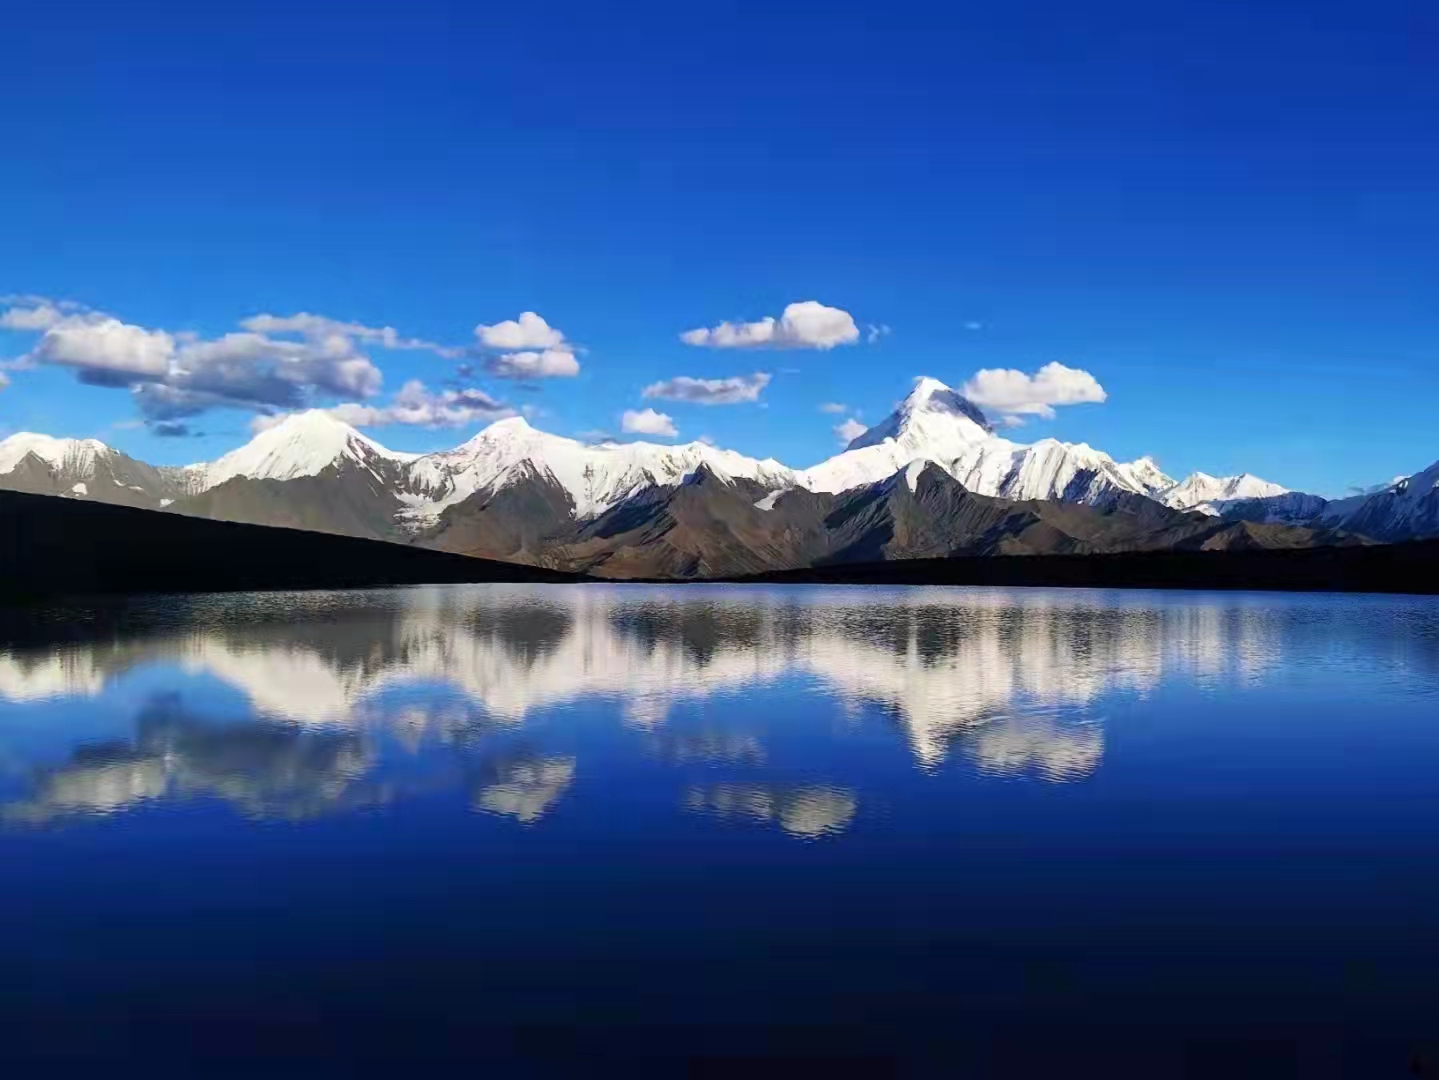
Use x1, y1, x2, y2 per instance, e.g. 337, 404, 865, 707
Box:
801, 376, 1001, 494
1319, 458, 1439, 538
0, 433, 111, 476
1119, 455, 1176, 495
198, 410, 407, 489
1159, 471, 1288, 514
845, 376, 993, 453
408, 417, 796, 520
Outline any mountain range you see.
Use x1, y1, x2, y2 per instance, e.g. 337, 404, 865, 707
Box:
2, 376, 1433, 578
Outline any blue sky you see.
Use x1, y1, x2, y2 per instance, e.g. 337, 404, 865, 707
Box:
2, 0, 1436, 496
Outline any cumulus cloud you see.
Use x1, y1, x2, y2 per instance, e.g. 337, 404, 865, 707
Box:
0, 302, 66, 331
476, 312, 566, 350
472, 312, 580, 378
621, 408, 678, 438
322, 380, 516, 429
30, 316, 176, 382
818, 402, 847, 414
961, 362, 1107, 421
641, 372, 771, 405
118, 329, 384, 421
681, 301, 860, 350
487, 348, 580, 379
834, 417, 867, 444
1, 301, 450, 425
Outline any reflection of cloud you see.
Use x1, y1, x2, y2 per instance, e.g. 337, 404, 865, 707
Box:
684, 784, 857, 839
473, 755, 575, 824
3, 694, 378, 825
964, 714, 1104, 782
9, 750, 169, 821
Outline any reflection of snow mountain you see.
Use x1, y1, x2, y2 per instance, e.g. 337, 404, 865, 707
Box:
0, 586, 1291, 781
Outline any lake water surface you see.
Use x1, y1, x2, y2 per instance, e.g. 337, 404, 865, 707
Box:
3, 585, 1439, 1075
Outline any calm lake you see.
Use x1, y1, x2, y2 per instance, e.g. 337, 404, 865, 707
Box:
2, 584, 1438, 1075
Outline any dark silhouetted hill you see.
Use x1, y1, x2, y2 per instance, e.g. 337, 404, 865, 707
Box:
730, 541, 1439, 595
0, 489, 582, 601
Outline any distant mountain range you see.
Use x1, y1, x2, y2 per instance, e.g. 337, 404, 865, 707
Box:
2, 376, 1434, 578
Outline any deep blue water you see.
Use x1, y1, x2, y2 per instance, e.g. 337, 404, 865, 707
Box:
3, 585, 1439, 1076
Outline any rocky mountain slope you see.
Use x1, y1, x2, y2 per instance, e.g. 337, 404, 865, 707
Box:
523, 462, 1361, 579
2, 375, 1430, 577
1318, 459, 1439, 541
0, 433, 186, 509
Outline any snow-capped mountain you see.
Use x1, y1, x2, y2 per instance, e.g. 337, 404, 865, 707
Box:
1155, 472, 1288, 516
192, 410, 419, 490
1319, 459, 1439, 541
400, 415, 795, 523
0, 431, 183, 508
0, 433, 109, 479
797, 377, 1175, 507
5, 377, 1430, 554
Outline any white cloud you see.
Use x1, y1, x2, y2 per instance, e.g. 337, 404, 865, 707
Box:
323, 380, 515, 429
0, 303, 65, 331
248, 413, 290, 434
818, 401, 847, 414
254, 382, 514, 433
31, 316, 176, 381
131, 329, 383, 419
5, 302, 406, 421
240, 312, 446, 353
487, 348, 581, 379
961, 362, 1107, 421
0, 372, 10, 390
834, 417, 867, 444
471, 313, 579, 378
476, 311, 566, 351
621, 408, 678, 438
641, 372, 771, 405
681, 301, 860, 350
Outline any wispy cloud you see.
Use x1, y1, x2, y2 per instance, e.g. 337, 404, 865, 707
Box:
642, 372, 771, 405
314, 380, 516, 429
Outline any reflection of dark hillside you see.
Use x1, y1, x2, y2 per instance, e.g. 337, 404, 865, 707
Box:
830, 604, 984, 664
610, 602, 767, 666
467, 602, 573, 665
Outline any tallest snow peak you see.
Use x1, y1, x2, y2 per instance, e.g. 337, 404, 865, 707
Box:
841, 375, 994, 453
